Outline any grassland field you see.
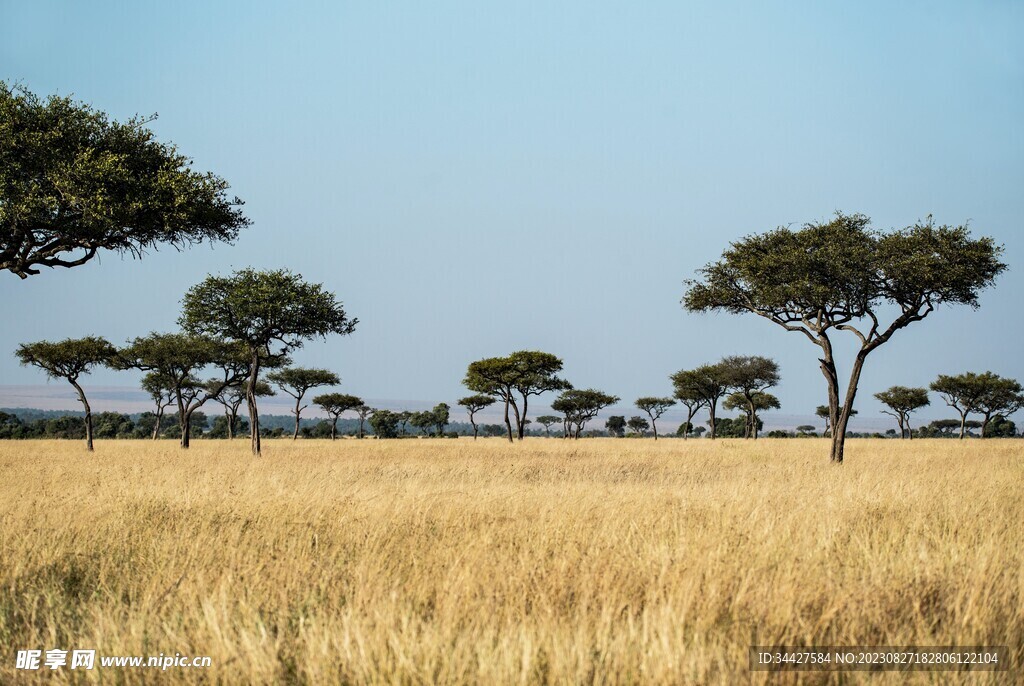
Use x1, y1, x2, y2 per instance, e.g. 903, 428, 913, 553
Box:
1, 438, 1021, 685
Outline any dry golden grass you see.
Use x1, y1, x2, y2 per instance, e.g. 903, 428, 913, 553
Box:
0, 437, 1021, 685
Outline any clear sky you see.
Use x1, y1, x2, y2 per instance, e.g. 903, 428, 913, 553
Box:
2, 1, 1022, 424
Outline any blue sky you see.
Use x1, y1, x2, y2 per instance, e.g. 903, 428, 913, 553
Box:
1, 1, 1022, 423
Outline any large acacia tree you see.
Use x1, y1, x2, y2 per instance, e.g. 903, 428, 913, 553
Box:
463, 351, 570, 442
684, 213, 1005, 463
180, 269, 357, 455
15, 336, 115, 450
267, 367, 340, 439
116, 333, 244, 448
0, 82, 248, 279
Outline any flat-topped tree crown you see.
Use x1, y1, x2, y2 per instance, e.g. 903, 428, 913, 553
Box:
179, 269, 357, 455
0, 82, 249, 279
684, 212, 1005, 462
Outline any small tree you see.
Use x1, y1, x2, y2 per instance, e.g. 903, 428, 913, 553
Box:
930, 373, 992, 439
140, 371, 176, 440
209, 380, 274, 439
180, 269, 357, 455
535, 415, 561, 437
0, 83, 249, 279
266, 367, 340, 440
972, 374, 1024, 438
796, 425, 817, 435
458, 395, 495, 439
669, 371, 708, 441
552, 389, 619, 439
312, 392, 362, 440
15, 336, 115, 450
721, 356, 779, 439
626, 416, 650, 436
368, 410, 402, 438
684, 213, 1005, 462
724, 391, 780, 438
409, 411, 433, 436
635, 397, 675, 440
431, 403, 451, 436
355, 405, 373, 439
670, 363, 731, 439
874, 386, 930, 439
605, 415, 626, 437
116, 333, 242, 448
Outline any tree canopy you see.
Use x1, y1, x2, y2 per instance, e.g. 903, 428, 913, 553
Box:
180, 268, 357, 455
0, 82, 249, 279
551, 389, 619, 439
312, 392, 363, 440
15, 336, 116, 451
874, 386, 930, 439
635, 396, 675, 440
458, 394, 495, 439
267, 367, 340, 439
684, 212, 1005, 462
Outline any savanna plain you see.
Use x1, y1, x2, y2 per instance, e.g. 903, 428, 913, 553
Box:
1, 438, 1021, 685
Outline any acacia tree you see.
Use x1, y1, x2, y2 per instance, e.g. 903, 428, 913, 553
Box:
972, 374, 1024, 438
116, 333, 242, 448
210, 380, 274, 439
463, 351, 570, 443
312, 392, 362, 440
635, 397, 675, 440
669, 371, 708, 441
605, 415, 626, 437
670, 363, 731, 439
15, 336, 115, 450
724, 391, 780, 438
684, 213, 1005, 463
180, 269, 357, 455
930, 373, 992, 439
627, 416, 649, 436
431, 403, 451, 436
874, 386, 930, 439
721, 355, 779, 439
552, 389, 619, 439
458, 394, 495, 439
535, 415, 561, 436
267, 367, 340, 440
141, 371, 176, 439
355, 405, 373, 439
0, 83, 248, 279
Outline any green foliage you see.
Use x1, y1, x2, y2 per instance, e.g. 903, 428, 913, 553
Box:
267, 368, 340, 397
180, 269, 357, 353
552, 389, 619, 439
683, 213, 1005, 461
368, 410, 402, 438
464, 351, 570, 439
0, 82, 249, 279
626, 416, 649, 436
15, 336, 115, 382
605, 415, 626, 437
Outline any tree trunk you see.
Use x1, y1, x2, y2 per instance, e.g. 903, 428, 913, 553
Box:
293, 397, 302, 440
227, 407, 235, 440
246, 351, 262, 456
331, 416, 338, 440
981, 412, 992, 438
181, 409, 193, 449
708, 400, 718, 439
829, 350, 868, 464
651, 415, 659, 440
470, 414, 478, 440
958, 410, 967, 440
517, 394, 528, 440
502, 396, 514, 443
358, 417, 365, 439
508, 397, 522, 442
70, 379, 93, 451
907, 414, 913, 440
152, 405, 163, 440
